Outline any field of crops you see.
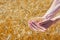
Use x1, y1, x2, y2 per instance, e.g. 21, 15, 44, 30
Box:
0, 0, 60, 40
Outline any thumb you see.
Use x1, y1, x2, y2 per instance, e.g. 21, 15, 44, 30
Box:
51, 16, 60, 23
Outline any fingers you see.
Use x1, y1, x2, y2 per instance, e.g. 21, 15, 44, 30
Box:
32, 22, 46, 32
28, 21, 46, 32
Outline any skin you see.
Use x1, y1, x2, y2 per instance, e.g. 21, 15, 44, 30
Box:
28, 0, 60, 32
43, 0, 60, 19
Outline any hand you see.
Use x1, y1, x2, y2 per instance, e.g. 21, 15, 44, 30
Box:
28, 17, 47, 32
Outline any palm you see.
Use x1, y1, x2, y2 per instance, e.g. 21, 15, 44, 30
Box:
28, 17, 47, 32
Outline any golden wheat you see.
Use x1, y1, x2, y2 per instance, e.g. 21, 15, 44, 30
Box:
0, 0, 60, 40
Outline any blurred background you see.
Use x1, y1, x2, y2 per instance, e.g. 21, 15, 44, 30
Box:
0, 0, 60, 40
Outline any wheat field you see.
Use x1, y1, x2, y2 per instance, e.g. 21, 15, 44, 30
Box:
0, 0, 60, 40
